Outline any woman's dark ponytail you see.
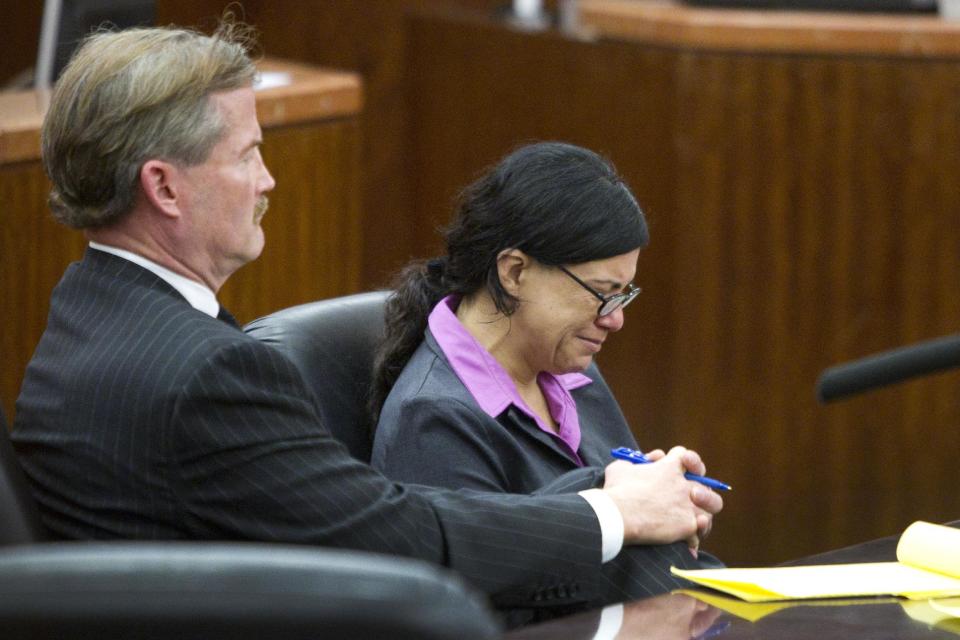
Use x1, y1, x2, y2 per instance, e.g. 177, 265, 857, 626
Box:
369, 259, 448, 424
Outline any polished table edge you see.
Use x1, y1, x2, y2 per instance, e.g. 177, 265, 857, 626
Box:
0, 57, 363, 166
253, 58, 363, 129
578, 0, 960, 58
505, 521, 960, 638
778, 529, 901, 566
779, 519, 960, 566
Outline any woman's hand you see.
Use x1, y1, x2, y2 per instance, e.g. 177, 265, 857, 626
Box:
601, 446, 722, 553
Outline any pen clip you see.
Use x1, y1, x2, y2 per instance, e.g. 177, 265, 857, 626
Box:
610, 447, 650, 464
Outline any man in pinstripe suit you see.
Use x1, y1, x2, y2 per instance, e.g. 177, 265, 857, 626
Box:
11, 22, 722, 610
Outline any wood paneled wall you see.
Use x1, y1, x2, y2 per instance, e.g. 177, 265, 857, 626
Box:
0, 161, 84, 423
221, 119, 362, 319
404, 9, 960, 565
0, 3, 43, 86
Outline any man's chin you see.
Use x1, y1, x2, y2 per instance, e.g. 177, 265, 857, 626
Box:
245, 231, 266, 262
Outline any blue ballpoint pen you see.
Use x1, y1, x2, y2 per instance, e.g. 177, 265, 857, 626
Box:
610, 447, 732, 491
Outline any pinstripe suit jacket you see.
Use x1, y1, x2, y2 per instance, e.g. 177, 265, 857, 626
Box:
12, 248, 616, 607
371, 332, 711, 604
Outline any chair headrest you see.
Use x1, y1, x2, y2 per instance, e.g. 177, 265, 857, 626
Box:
244, 291, 390, 463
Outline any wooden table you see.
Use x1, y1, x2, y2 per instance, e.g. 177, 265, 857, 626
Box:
506, 522, 960, 639
579, 0, 960, 57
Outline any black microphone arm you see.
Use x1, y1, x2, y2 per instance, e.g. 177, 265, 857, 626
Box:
816, 333, 960, 403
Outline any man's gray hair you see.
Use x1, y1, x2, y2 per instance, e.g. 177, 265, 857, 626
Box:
41, 21, 258, 228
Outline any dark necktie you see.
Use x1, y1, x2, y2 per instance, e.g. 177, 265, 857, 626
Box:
216, 306, 240, 328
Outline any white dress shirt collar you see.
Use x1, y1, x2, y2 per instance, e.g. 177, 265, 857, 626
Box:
88, 241, 220, 318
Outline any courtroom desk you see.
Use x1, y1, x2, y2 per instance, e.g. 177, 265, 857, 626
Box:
505, 523, 960, 639
0, 59, 363, 422
578, 0, 960, 57
402, 5, 960, 567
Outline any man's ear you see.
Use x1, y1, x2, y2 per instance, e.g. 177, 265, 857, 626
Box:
139, 159, 183, 219
496, 248, 532, 296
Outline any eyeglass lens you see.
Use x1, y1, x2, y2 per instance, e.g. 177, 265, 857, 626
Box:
598, 287, 640, 317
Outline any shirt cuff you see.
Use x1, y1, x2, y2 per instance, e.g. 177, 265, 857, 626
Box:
579, 488, 624, 563
592, 604, 624, 640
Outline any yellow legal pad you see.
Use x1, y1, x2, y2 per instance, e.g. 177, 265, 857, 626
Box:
902, 598, 960, 633
672, 521, 960, 602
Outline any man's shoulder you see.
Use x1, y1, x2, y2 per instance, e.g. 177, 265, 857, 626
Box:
58, 248, 185, 313
50, 250, 271, 369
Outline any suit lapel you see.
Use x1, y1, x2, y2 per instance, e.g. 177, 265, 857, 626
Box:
499, 405, 583, 468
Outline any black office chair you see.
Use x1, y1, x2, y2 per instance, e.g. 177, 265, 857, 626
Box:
0, 406, 49, 544
244, 291, 389, 463
0, 542, 500, 639
0, 404, 499, 639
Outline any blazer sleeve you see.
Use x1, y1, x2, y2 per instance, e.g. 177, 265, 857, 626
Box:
166, 339, 605, 605
376, 394, 514, 491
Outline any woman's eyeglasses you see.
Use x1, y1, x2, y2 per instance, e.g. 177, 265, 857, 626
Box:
559, 266, 641, 317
